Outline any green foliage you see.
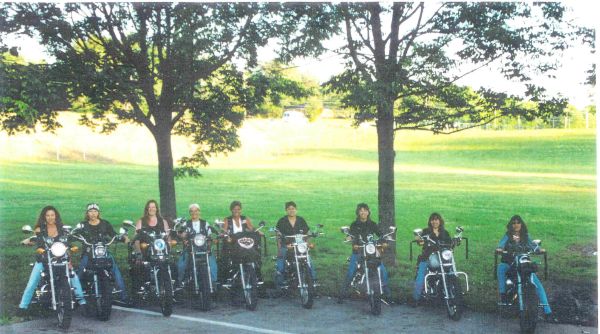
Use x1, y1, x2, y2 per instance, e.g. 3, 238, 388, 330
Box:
304, 96, 323, 121
0, 53, 68, 134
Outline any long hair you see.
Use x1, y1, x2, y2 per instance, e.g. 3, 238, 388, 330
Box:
427, 212, 445, 230
141, 199, 163, 227
84, 203, 101, 221
355, 203, 371, 220
506, 215, 529, 239
34, 205, 64, 231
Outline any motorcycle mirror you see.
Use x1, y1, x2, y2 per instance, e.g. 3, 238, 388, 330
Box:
119, 227, 127, 235
122, 220, 135, 228
317, 224, 324, 229
340, 226, 349, 233
62, 225, 72, 233
456, 226, 464, 233
389, 226, 397, 232
532, 239, 542, 246
214, 219, 225, 229
76, 223, 84, 230
22, 225, 33, 233
259, 221, 266, 227
413, 228, 423, 236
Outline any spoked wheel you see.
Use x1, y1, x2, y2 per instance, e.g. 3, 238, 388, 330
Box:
445, 277, 464, 321
97, 274, 113, 321
198, 264, 212, 311
299, 264, 314, 309
56, 278, 73, 329
519, 283, 538, 334
368, 292, 382, 316
242, 265, 258, 311
159, 268, 173, 317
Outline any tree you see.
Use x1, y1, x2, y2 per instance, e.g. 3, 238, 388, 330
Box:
5, 3, 337, 217
326, 3, 582, 265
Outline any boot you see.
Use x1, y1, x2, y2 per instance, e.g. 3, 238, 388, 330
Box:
500, 293, 508, 305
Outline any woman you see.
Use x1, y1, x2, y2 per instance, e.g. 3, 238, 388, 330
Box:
412, 212, 451, 306
175, 203, 218, 288
220, 201, 262, 283
338, 203, 391, 303
76, 203, 129, 304
496, 215, 553, 318
18, 206, 86, 313
131, 200, 170, 291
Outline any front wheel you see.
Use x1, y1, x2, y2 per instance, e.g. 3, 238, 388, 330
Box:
299, 263, 314, 309
242, 264, 258, 311
519, 283, 538, 334
445, 276, 464, 321
56, 278, 73, 329
97, 274, 113, 321
159, 268, 173, 317
197, 264, 212, 311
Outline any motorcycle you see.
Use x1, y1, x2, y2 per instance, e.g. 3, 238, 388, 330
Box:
70, 223, 128, 321
125, 220, 177, 316
21, 224, 78, 329
495, 240, 548, 334
340, 225, 396, 315
173, 218, 216, 311
271, 224, 323, 309
411, 226, 469, 320
219, 221, 266, 311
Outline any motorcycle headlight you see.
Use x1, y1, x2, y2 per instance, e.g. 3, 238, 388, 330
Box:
237, 237, 255, 249
94, 245, 107, 257
154, 239, 166, 251
441, 249, 453, 261
519, 256, 531, 264
297, 242, 308, 254
365, 243, 376, 255
50, 242, 68, 257
193, 234, 206, 247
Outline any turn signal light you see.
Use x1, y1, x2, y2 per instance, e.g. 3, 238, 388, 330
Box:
169, 240, 178, 247
36, 248, 45, 255
140, 243, 149, 250
287, 244, 294, 250
70, 246, 79, 253
308, 243, 315, 249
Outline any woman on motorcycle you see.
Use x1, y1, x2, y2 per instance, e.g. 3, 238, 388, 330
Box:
495, 215, 553, 318
220, 201, 263, 282
175, 203, 218, 288
275, 201, 317, 289
76, 203, 130, 304
412, 212, 451, 306
131, 200, 171, 291
338, 203, 392, 303
18, 206, 86, 313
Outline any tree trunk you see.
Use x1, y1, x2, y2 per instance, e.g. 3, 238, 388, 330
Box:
376, 100, 396, 267
153, 125, 177, 219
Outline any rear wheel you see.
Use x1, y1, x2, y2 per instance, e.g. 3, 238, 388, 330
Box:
97, 274, 113, 321
243, 265, 258, 311
299, 264, 314, 309
446, 276, 464, 321
519, 283, 538, 334
56, 278, 73, 329
159, 268, 173, 317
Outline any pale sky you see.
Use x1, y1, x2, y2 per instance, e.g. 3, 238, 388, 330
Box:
8, 2, 597, 109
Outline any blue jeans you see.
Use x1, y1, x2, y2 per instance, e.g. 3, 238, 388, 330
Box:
342, 253, 390, 296
20, 262, 86, 309
413, 261, 429, 301
497, 263, 552, 314
177, 251, 218, 284
78, 254, 128, 301
276, 246, 317, 288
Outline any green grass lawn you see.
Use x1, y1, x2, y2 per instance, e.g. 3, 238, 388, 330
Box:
0, 127, 596, 319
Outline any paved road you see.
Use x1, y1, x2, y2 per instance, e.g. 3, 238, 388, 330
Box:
2, 296, 597, 334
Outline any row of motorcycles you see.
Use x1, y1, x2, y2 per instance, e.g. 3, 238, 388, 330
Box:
20, 222, 548, 333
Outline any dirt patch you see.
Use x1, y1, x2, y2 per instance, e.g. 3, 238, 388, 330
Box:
548, 280, 598, 326
567, 243, 598, 257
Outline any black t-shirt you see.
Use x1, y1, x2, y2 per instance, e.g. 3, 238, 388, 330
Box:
349, 219, 381, 242
418, 227, 452, 262
80, 219, 116, 242
276, 216, 309, 245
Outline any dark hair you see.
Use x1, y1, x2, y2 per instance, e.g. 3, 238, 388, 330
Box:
35, 205, 64, 231
427, 212, 445, 229
506, 215, 529, 239
141, 199, 164, 227
355, 203, 371, 219
84, 203, 101, 221
230, 201, 242, 211
285, 201, 297, 209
